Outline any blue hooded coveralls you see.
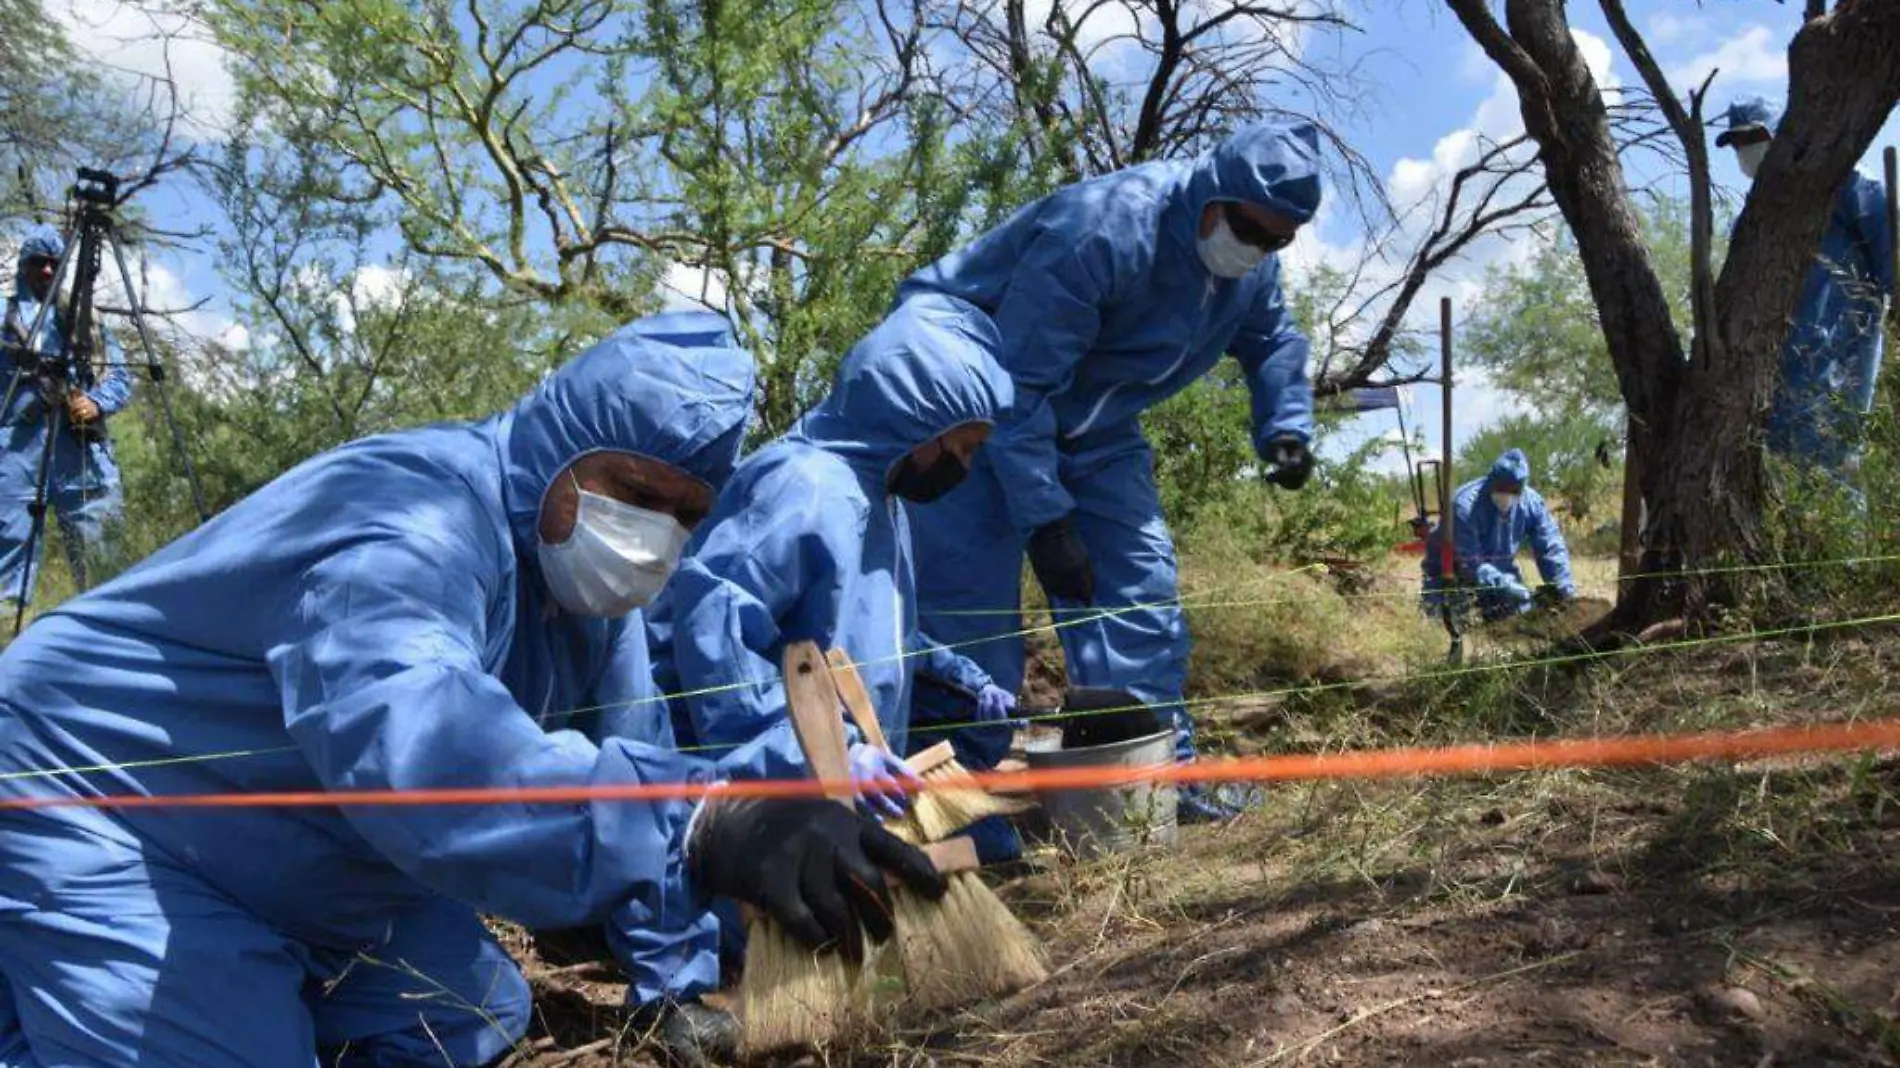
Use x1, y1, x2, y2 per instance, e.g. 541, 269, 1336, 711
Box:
1721, 96, 1895, 479
0, 318, 754, 1068
1, 226, 131, 603
630, 293, 1012, 1008
894, 123, 1321, 769
1420, 448, 1576, 621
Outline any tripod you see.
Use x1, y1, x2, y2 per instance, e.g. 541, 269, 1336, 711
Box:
1, 167, 208, 635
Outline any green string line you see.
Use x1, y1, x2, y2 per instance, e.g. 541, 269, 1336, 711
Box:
14, 606, 1897, 782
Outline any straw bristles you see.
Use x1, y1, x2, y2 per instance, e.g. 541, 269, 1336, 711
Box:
738, 918, 861, 1056
912, 768, 1031, 843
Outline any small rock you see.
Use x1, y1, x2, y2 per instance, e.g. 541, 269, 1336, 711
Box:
1525, 916, 1577, 956
1650, 913, 1691, 936
1695, 983, 1766, 1022
1569, 870, 1622, 895
1479, 807, 1507, 826
1269, 993, 1305, 1015
1342, 918, 1386, 940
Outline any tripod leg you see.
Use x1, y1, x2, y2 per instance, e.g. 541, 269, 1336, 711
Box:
12, 406, 63, 635
105, 231, 207, 521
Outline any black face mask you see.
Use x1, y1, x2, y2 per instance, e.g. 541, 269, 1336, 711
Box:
888, 449, 970, 503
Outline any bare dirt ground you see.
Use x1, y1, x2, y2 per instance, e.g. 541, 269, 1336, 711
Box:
499, 623, 1900, 1067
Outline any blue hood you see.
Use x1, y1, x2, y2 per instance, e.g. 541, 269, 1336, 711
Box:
1488, 448, 1532, 488
13, 225, 62, 301
622, 310, 739, 350
1181, 122, 1325, 227
1715, 94, 1781, 146
499, 314, 756, 553
786, 293, 1013, 481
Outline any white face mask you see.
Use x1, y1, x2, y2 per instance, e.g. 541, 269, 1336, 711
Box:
1735, 142, 1768, 180
1490, 491, 1520, 514
1197, 211, 1269, 279
537, 478, 690, 617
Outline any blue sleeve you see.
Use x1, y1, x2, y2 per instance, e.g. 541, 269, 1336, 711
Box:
1525, 496, 1576, 595
1452, 493, 1513, 590
267, 508, 714, 932
1229, 261, 1315, 457
909, 629, 993, 694
665, 464, 861, 781
86, 330, 132, 415
981, 222, 1120, 532
588, 615, 672, 748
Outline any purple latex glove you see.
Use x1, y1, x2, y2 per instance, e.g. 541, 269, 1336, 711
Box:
846, 743, 922, 819
976, 683, 1027, 729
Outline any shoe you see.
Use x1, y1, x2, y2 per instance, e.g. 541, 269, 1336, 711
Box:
1176, 783, 1264, 825
631, 999, 740, 1068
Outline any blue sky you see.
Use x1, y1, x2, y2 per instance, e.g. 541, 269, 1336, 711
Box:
41, 0, 1900, 472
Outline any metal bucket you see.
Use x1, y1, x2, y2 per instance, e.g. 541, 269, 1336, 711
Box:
1023, 729, 1177, 858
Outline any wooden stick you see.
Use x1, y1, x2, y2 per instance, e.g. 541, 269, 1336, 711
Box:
826, 647, 891, 751
783, 641, 854, 807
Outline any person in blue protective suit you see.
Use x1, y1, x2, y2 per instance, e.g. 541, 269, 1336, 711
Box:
0, 318, 946, 1068
1419, 448, 1576, 623
1717, 95, 1894, 486
894, 121, 1323, 835
635, 292, 1015, 1062
1, 225, 132, 605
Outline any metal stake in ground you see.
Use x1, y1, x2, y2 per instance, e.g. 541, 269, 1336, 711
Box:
1438, 296, 1464, 664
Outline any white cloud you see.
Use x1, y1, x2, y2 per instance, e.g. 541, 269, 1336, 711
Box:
1667, 25, 1786, 95
1644, 11, 1703, 49
1024, 0, 1143, 56
661, 262, 731, 313
52, 0, 240, 138
1297, 31, 1621, 459
111, 255, 246, 353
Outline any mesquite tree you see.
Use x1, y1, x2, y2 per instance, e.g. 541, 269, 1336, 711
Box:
1444, 0, 1900, 624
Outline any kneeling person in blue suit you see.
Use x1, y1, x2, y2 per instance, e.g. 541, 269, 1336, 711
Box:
0, 317, 944, 1068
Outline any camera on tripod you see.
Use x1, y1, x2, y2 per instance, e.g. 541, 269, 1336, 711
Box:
72, 168, 117, 209
2, 165, 208, 630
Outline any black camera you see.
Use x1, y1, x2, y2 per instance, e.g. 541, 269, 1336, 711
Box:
72, 168, 117, 209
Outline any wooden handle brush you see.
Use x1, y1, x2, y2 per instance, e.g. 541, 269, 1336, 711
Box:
826, 647, 1031, 843
822, 646, 1047, 1011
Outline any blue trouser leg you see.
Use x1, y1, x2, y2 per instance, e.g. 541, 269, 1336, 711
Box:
913, 424, 1194, 762
909, 452, 1030, 764
0, 433, 120, 605
0, 485, 31, 607
1057, 425, 1194, 762
0, 804, 527, 1068
608, 900, 723, 1011
0, 970, 38, 1068
311, 900, 532, 1068
50, 444, 121, 592
0, 805, 321, 1068
910, 457, 1030, 862
0, 419, 42, 606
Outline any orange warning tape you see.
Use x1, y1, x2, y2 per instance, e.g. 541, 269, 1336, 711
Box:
4, 717, 1897, 812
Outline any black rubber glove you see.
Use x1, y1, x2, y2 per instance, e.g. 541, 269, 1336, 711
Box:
1027, 517, 1095, 603
687, 797, 946, 956
1262, 434, 1314, 490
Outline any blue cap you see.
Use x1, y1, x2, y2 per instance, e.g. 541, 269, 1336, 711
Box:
1714, 95, 1780, 147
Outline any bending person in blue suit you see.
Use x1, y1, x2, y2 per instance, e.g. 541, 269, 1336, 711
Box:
1718, 95, 1894, 488
1421, 448, 1576, 622
0, 319, 944, 1068
895, 122, 1324, 832
635, 293, 1015, 1062
1, 225, 131, 604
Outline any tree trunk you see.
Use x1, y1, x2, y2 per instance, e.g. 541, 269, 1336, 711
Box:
1638, 0, 1900, 616
1446, 0, 1900, 630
